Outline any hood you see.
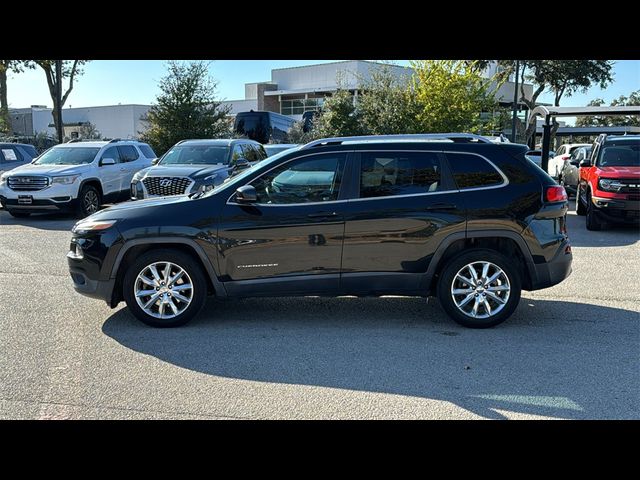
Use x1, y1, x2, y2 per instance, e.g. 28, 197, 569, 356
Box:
138, 164, 228, 179
597, 166, 640, 177
5, 163, 87, 176
98, 195, 191, 216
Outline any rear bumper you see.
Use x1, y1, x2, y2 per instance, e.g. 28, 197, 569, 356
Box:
531, 240, 573, 290
591, 195, 640, 223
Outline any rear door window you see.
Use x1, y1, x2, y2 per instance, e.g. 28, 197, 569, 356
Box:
446, 152, 504, 189
138, 144, 157, 158
359, 151, 443, 198
117, 145, 139, 162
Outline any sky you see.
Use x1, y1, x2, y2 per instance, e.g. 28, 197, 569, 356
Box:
6, 60, 639, 110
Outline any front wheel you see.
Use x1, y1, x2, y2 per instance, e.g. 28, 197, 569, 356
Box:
586, 193, 604, 231
437, 249, 522, 328
76, 184, 101, 218
576, 185, 586, 216
122, 249, 208, 327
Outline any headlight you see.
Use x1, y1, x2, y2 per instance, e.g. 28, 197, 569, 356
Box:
51, 175, 79, 185
0, 172, 9, 186
598, 178, 623, 192
72, 219, 117, 234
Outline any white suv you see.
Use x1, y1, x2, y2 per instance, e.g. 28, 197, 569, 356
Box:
0, 139, 156, 218
547, 143, 591, 178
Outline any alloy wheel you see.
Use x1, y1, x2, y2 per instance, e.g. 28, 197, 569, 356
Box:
134, 261, 194, 319
84, 190, 99, 214
450, 261, 511, 319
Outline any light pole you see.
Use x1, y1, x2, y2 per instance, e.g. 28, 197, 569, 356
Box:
511, 60, 520, 143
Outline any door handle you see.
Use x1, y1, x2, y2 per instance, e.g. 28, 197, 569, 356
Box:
425, 203, 457, 211
307, 212, 338, 218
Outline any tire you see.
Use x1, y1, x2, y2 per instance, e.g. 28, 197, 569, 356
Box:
437, 249, 522, 329
76, 184, 101, 218
8, 210, 31, 218
586, 192, 604, 231
122, 249, 208, 328
576, 185, 586, 216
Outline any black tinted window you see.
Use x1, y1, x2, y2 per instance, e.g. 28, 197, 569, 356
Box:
138, 144, 156, 158
360, 151, 442, 198
118, 145, 139, 162
446, 153, 503, 189
241, 144, 259, 162
250, 154, 345, 204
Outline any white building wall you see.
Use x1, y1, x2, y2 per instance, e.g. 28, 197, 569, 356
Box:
220, 99, 258, 115
62, 105, 150, 139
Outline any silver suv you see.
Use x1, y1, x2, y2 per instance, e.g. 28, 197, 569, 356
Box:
0, 139, 156, 218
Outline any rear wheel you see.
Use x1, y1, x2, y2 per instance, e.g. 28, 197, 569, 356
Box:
576, 185, 586, 216
437, 249, 522, 329
123, 249, 208, 328
8, 210, 31, 218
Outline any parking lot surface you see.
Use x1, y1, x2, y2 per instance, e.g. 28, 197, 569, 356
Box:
0, 203, 638, 419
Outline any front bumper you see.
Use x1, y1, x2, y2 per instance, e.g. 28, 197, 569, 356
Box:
0, 182, 80, 212
591, 195, 640, 224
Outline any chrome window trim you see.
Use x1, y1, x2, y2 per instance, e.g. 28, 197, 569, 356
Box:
225, 148, 509, 206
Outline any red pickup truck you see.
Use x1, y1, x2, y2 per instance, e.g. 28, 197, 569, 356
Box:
576, 134, 640, 230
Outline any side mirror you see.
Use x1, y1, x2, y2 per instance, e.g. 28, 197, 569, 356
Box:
100, 157, 116, 166
234, 158, 250, 170
235, 185, 257, 203
570, 159, 581, 166
579, 159, 592, 168
151, 158, 160, 165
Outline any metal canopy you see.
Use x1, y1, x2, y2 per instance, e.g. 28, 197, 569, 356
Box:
528, 105, 640, 122
527, 105, 640, 172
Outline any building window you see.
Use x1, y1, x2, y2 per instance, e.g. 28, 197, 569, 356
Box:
281, 98, 324, 116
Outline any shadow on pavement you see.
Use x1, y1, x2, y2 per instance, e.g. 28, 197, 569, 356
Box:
102, 296, 639, 419
0, 209, 76, 231
563, 201, 639, 248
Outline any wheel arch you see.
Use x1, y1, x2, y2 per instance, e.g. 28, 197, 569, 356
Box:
108, 238, 226, 307
423, 230, 537, 293
78, 178, 103, 198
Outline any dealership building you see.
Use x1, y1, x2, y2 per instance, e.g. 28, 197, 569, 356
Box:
220, 60, 534, 121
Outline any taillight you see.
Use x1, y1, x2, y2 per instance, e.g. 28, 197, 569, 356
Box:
546, 186, 568, 202
561, 154, 570, 160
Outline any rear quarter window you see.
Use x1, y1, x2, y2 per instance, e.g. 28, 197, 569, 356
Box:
445, 152, 504, 189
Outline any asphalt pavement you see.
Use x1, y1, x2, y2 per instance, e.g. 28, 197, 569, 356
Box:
0, 202, 638, 419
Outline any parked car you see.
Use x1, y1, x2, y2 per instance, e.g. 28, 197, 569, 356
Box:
576, 134, 639, 230
547, 143, 591, 178
525, 149, 556, 168
130, 139, 267, 200
68, 133, 572, 329
264, 144, 300, 157
559, 146, 591, 195
0, 139, 156, 218
0, 143, 39, 175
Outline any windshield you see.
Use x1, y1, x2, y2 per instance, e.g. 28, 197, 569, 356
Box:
34, 147, 100, 165
160, 145, 230, 166
598, 140, 640, 167
199, 147, 301, 199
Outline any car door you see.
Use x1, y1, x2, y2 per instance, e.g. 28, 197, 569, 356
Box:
340, 149, 464, 294
0, 145, 26, 173
117, 145, 145, 192
218, 151, 349, 296
98, 146, 123, 197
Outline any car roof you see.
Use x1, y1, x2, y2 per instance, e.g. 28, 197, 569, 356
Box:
265, 143, 299, 148
605, 135, 639, 142
0, 143, 36, 148
177, 139, 259, 147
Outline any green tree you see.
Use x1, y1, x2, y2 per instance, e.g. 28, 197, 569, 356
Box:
286, 120, 314, 144
576, 91, 640, 127
485, 60, 613, 144
78, 121, 102, 140
33, 60, 88, 141
411, 60, 497, 133
357, 64, 419, 135
310, 87, 362, 139
141, 61, 231, 155
0, 60, 32, 134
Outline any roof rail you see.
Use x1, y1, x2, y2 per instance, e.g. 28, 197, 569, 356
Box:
66, 138, 83, 143
108, 138, 122, 143
300, 133, 492, 150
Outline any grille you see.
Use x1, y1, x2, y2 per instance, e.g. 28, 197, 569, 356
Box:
142, 176, 192, 196
8, 175, 50, 191
618, 179, 640, 194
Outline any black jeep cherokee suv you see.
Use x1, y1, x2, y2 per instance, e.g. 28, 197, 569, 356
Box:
67, 134, 572, 328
